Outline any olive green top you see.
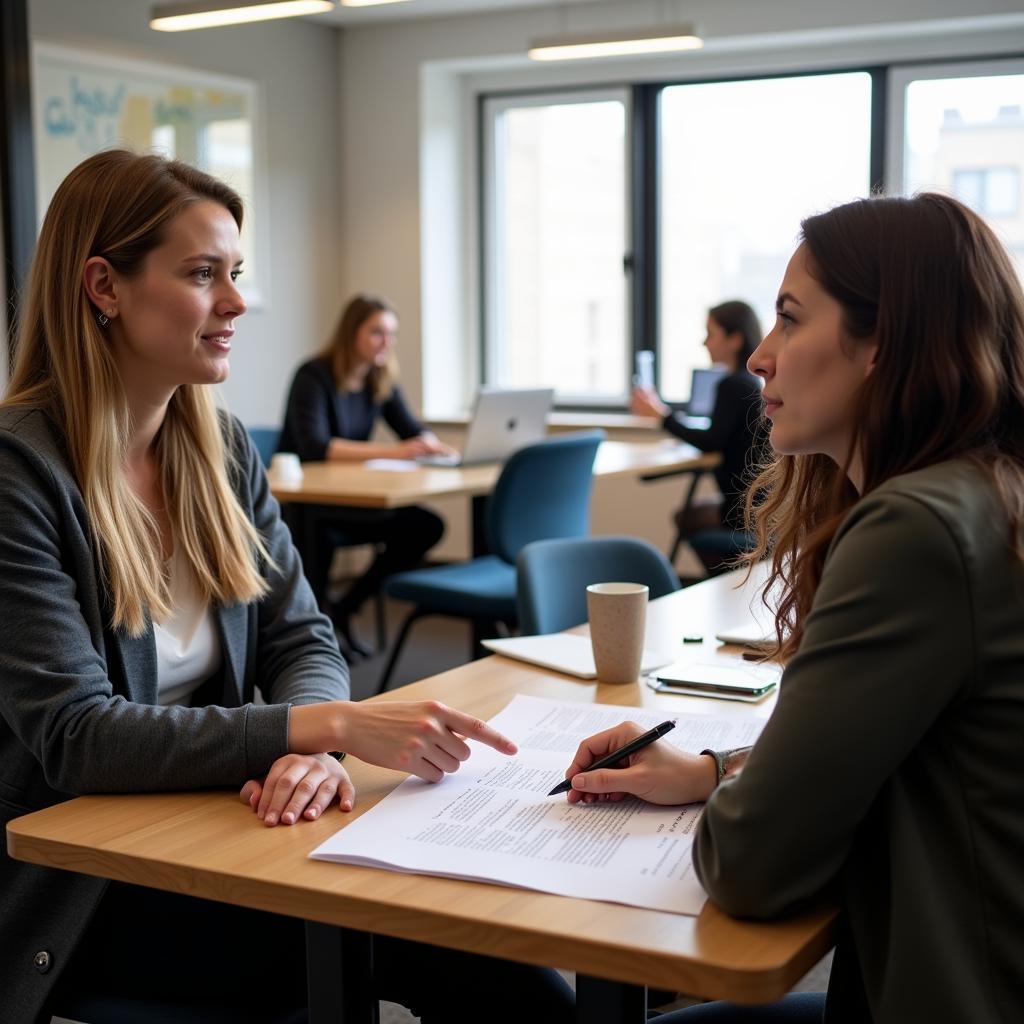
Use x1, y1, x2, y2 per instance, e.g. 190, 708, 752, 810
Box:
695, 460, 1024, 1023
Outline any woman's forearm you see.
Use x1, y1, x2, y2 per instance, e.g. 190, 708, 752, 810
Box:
326, 437, 400, 461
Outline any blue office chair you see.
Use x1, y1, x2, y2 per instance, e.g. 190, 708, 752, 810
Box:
517, 535, 680, 636
687, 528, 757, 578
246, 426, 280, 469
377, 430, 606, 692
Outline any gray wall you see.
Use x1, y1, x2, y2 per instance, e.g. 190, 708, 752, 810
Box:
28, 0, 343, 427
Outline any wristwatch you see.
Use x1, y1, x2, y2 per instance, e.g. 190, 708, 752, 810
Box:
700, 746, 749, 786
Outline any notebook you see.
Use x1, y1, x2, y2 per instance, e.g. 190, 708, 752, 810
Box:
482, 634, 672, 680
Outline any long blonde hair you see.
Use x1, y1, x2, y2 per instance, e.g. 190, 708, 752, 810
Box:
4, 149, 271, 635
322, 293, 399, 401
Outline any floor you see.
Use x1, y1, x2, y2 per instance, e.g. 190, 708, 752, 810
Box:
343, 598, 833, 1023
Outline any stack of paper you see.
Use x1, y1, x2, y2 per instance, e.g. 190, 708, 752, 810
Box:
310, 694, 767, 916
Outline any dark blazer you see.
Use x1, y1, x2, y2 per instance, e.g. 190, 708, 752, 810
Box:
695, 461, 1024, 1021
662, 369, 766, 527
278, 356, 423, 462
0, 407, 348, 1022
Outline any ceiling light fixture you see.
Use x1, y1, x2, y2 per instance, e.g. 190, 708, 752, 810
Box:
150, 0, 335, 32
528, 23, 703, 62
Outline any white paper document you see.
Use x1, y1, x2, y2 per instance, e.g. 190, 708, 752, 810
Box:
310, 695, 766, 915
362, 459, 421, 472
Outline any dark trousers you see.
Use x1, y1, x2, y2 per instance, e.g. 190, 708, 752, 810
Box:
47, 882, 575, 1023
655, 994, 826, 1022
302, 505, 445, 618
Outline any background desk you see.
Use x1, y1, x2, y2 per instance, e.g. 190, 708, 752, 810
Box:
270, 439, 720, 563
8, 569, 834, 1024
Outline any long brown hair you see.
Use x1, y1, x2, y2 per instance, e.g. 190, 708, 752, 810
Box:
4, 149, 271, 636
322, 293, 399, 401
745, 192, 1024, 659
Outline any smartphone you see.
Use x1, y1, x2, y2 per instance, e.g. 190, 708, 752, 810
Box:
653, 657, 780, 698
634, 350, 655, 391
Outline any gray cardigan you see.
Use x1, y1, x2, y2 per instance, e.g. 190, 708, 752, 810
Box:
0, 407, 348, 1023
695, 460, 1024, 1022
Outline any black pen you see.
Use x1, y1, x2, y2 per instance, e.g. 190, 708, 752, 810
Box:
548, 720, 676, 796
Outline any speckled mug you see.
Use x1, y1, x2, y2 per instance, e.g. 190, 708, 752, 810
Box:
586, 582, 649, 684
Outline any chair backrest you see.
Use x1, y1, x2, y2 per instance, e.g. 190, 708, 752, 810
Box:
247, 426, 280, 469
487, 430, 605, 565
516, 535, 680, 636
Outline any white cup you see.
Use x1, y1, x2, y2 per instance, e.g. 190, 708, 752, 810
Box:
270, 452, 303, 483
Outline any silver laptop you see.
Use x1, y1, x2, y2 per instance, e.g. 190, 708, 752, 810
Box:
419, 388, 554, 467
681, 367, 728, 428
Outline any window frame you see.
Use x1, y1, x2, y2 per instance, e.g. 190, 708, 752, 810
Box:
479, 57, 1024, 410
885, 56, 1024, 198
480, 86, 634, 407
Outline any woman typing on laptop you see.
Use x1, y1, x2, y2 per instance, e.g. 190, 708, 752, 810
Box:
564, 194, 1024, 1022
632, 301, 766, 572
279, 294, 452, 656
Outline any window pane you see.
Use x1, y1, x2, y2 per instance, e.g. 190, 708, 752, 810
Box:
904, 73, 1024, 276
488, 98, 628, 402
659, 73, 872, 403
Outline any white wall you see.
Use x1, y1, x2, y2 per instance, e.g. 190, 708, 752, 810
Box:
28, 0, 343, 428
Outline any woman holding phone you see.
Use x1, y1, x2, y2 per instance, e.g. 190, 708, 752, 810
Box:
0, 150, 572, 1024
566, 194, 1024, 1022
632, 301, 766, 571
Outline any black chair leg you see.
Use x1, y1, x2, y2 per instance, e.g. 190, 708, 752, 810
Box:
373, 592, 387, 652
376, 607, 427, 695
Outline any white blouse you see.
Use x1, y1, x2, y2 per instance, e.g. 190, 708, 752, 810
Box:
154, 547, 222, 706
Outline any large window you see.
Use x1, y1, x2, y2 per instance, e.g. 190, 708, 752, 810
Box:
658, 72, 873, 402
892, 61, 1024, 280
483, 92, 629, 404
481, 57, 1021, 408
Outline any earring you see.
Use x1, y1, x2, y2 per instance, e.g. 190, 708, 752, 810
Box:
97, 308, 113, 327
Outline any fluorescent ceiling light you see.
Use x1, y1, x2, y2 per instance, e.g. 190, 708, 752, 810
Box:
150, 0, 334, 32
529, 24, 703, 62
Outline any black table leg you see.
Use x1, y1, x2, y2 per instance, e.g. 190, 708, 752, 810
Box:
305, 922, 378, 1024
576, 975, 647, 1024
470, 493, 489, 557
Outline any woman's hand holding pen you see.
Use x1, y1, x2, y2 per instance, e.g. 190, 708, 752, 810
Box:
563, 722, 717, 806
240, 753, 354, 828
290, 699, 517, 785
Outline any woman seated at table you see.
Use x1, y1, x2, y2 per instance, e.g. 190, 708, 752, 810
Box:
563, 193, 1024, 1022
279, 294, 452, 657
632, 301, 766, 570
0, 150, 573, 1024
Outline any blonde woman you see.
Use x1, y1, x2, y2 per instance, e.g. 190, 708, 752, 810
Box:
279, 294, 452, 657
0, 150, 573, 1024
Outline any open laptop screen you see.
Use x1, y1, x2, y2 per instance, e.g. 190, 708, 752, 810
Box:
687, 367, 729, 417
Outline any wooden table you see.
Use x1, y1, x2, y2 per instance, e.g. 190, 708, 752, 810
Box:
271, 439, 720, 577
7, 569, 835, 1023
268, 439, 719, 510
